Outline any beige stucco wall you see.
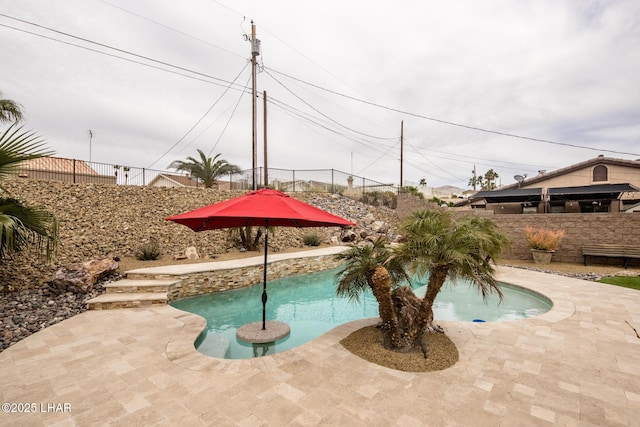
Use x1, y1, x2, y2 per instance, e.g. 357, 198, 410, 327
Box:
521, 163, 640, 190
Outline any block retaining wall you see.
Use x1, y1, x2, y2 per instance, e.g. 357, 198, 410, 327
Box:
397, 194, 640, 266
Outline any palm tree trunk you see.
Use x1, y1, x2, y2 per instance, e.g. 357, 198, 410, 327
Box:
421, 266, 449, 328
369, 266, 398, 334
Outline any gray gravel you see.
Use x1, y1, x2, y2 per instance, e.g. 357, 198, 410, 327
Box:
0, 274, 121, 351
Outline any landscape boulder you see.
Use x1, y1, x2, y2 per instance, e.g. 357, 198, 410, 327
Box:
50, 258, 118, 294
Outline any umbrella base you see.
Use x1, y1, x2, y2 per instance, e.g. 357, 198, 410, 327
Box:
236, 321, 290, 344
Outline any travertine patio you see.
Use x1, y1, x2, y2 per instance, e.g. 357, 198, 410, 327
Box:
1, 257, 639, 426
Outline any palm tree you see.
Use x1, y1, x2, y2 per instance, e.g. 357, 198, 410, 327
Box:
468, 175, 483, 191
334, 237, 410, 339
169, 150, 240, 188
0, 124, 58, 260
391, 209, 510, 353
483, 169, 499, 190
0, 92, 23, 124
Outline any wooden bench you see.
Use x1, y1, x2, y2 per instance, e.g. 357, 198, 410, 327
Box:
582, 244, 640, 269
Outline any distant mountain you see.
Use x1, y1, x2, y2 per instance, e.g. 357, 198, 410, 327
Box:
432, 185, 466, 197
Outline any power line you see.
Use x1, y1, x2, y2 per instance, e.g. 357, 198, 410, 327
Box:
264, 69, 397, 141
266, 67, 640, 157
208, 73, 252, 157
0, 13, 245, 89
0, 23, 242, 89
146, 62, 250, 169
96, 0, 244, 59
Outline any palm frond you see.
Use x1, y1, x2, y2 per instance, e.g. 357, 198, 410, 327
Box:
0, 124, 52, 179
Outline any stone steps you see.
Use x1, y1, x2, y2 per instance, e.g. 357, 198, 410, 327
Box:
104, 279, 178, 294
87, 279, 178, 310
87, 292, 168, 310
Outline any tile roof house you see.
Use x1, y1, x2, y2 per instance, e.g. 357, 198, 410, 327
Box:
469, 155, 640, 214
14, 157, 116, 184
147, 174, 199, 188
147, 174, 233, 189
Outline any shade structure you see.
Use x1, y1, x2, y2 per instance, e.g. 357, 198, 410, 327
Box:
166, 188, 356, 334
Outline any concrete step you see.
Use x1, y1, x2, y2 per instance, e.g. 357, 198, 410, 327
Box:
104, 279, 178, 294
87, 292, 168, 310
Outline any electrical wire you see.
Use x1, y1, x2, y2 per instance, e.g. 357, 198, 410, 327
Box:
145, 62, 250, 169
266, 67, 640, 157
208, 73, 251, 157
96, 0, 244, 59
0, 23, 243, 89
0, 13, 245, 89
264, 69, 397, 141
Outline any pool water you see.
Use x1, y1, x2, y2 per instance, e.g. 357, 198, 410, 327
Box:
171, 267, 552, 359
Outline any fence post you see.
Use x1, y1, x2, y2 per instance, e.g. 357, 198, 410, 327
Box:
362, 177, 365, 198
293, 170, 296, 192
331, 169, 334, 194
142, 168, 146, 186
73, 159, 76, 183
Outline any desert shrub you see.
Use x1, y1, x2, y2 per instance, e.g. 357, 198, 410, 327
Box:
302, 233, 322, 246
135, 240, 161, 260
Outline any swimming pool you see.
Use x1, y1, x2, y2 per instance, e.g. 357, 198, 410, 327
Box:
171, 267, 552, 359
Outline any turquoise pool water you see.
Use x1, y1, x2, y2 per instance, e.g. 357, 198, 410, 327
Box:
171, 268, 552, 359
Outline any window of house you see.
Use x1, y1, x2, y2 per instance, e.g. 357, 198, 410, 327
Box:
593, 165, 608, 182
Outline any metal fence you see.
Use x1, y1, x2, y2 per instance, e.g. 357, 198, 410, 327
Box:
10, 156, 399, 197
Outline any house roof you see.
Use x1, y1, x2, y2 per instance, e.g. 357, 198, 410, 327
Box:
548, 183, 639, 201
18, 157, 98, 175
471, 187, 543, 203
148, 174, 198, 187
500, 156, 640, 190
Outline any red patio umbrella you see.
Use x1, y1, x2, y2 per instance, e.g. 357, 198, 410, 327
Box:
166, 188, 355, 331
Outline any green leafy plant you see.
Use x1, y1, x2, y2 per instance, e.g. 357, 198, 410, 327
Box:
302, 233, 322, 247
136, 240, 161, 261
525, 226, 565, 251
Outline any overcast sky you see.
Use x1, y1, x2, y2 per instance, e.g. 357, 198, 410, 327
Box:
2, 0, 639, 188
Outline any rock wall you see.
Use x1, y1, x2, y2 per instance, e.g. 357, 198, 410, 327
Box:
127, 254, 344, 301
1, 179, 399, 291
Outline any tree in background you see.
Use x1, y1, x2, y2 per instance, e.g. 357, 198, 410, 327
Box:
483, 169, 499, 190
0, 92, 23, 124
169, 150, 240, 188
467, 175, 483, 191
0, 92, 58, 260
468, 169, 500, 191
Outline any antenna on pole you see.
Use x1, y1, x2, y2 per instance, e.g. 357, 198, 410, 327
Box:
88, 130, 93, 162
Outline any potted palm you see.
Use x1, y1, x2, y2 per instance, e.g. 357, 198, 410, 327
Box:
525, 226, 565, 264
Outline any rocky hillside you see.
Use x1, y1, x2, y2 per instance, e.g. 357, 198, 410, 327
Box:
1, 179, 400, 292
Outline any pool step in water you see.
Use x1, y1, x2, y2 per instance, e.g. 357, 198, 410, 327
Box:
87, 279, 177, 310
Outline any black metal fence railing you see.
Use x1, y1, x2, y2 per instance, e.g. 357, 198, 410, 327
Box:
9, 157, 400, 197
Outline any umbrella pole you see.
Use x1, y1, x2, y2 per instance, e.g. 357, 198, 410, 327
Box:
262, 221, 269, 330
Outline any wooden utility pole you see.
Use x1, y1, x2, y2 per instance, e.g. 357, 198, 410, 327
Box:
263, 90, 268, 188
400, 120, 404, 188
250, 21, 260, 190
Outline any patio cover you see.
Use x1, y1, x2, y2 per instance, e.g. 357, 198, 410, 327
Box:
548, 183, 639, 201
473, 187, 543, 204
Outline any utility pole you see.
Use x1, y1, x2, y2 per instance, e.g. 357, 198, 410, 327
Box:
250, 21, 261, 190
263, 90, 268, 188
400, 120, 404, 188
